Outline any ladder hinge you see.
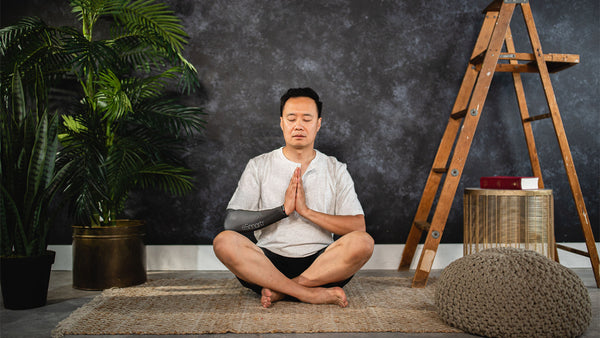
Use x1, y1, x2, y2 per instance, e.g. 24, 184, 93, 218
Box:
470, 51, 485, 65
451, 109, 467, 120
523, 113, 552, 123
414, 221, 431, 232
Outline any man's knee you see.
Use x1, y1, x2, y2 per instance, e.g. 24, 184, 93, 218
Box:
355, 231, 375, 256
213, 230, 231, 246
344, 231, 374, 261
212, 230, 239, 258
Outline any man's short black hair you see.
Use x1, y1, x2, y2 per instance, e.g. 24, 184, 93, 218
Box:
280, 87, 323, 118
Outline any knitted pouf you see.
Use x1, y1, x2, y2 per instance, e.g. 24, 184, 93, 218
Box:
435, 247, 591, 338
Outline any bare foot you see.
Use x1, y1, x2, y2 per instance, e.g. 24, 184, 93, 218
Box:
324, 287, 349, 308
309, 287, 348, 308
261, 286, 348, 308
260, 288, 285, 308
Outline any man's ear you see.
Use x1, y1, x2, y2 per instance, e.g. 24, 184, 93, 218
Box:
317, 117, 322, 132
280, 116, 284, 131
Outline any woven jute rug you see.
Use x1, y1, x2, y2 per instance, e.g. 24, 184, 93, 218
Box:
52, 276, 461, 336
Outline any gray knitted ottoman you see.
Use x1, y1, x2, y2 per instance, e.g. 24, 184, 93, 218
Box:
435, 247, 591, 337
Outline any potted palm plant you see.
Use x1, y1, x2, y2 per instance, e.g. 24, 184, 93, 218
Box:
0, 70, 69, 308
1, 0, 205, 290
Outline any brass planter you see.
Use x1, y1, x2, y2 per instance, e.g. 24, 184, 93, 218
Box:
72, 220, 146, 290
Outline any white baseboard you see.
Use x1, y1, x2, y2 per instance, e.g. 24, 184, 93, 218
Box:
48, 243, 600, 271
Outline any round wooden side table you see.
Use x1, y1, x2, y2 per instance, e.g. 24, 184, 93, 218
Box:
463, 188, 555, 260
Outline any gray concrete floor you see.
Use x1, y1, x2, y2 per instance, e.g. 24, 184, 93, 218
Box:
1, 269, 598, 337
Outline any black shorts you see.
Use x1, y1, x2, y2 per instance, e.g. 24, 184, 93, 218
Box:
237, 246, 354, 295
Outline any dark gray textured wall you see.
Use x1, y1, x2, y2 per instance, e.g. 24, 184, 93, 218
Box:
3, 0, 599, 245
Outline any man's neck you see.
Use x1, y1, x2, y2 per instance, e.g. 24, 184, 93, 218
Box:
282, 146, 316, 167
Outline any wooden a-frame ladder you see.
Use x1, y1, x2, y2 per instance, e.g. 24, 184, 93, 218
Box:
399, 0, 600, 288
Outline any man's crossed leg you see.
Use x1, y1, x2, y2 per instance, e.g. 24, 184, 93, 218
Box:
213, 229, 374, 308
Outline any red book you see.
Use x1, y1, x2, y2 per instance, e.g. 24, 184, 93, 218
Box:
480, 176, 539, 190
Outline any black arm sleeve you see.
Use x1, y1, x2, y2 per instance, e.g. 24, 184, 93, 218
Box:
224, 206, 287, 232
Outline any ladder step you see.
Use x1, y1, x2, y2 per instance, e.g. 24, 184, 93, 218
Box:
471, 51, 579, 74
543, 60, 579, 73
523, 113, 552, 123
496, 62, 578, 73
499, 52, 578, 62
496, 64, 537, 73
556, 243, 590, 257
451, 109, 468, 119
414, 221, 431, 232
483, 0, 502, 13
483, 0, 520, 13
541, 53, 580, 73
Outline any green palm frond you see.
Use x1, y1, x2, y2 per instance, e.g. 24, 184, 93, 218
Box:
1, 17, 70, 103
177, 55, 200, 94
62, 29, 121, 78
111, 0, 199, 92
134, 99, 206, 136
0, 16, 63, 58
105, 136, 144, 187
70, 0, 118, 40
0, 16, 45, 53
114, 0, 187, 55
136, 163, 194, 196
60, 115, 88, 135
96, 70, 133, 122
70, 0, 110, 21
111, 35, 161, 71
58, 138, 108, 223
130, 67, 179, 99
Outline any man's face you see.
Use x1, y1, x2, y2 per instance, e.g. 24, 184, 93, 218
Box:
280, 96, 322, 150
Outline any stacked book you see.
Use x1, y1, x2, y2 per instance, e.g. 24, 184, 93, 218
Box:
480, 176, 540, 190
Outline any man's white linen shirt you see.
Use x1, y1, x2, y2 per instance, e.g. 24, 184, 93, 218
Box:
227, 147, 364, 258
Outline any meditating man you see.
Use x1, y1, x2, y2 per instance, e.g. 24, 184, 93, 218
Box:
213, 87, 374, 308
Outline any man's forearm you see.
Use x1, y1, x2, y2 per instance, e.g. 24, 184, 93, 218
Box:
224, 206, 287, 232
292, 170, 365, 235
298, 208, 366, 236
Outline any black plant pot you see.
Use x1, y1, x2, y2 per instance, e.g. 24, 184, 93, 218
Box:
1, 250, 56, 310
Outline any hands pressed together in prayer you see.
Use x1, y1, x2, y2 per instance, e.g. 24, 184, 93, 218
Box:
284, 167, 308, 216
